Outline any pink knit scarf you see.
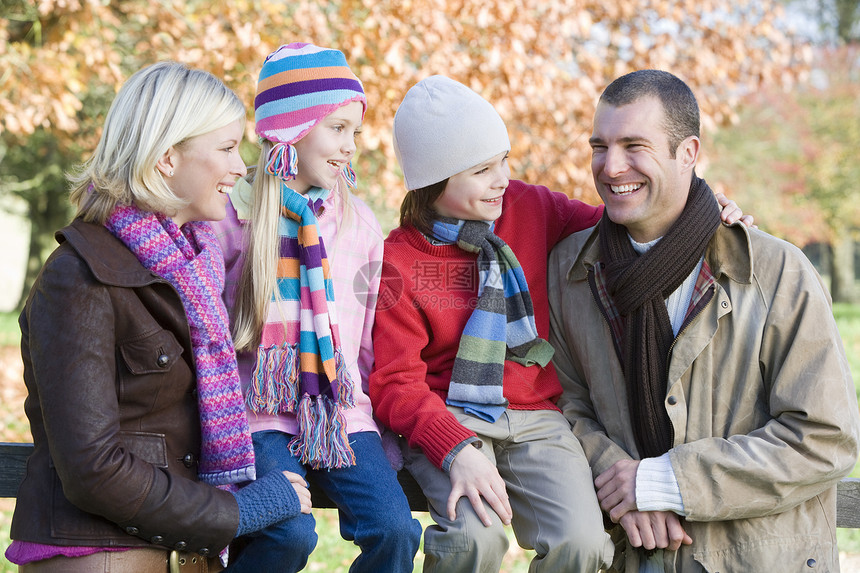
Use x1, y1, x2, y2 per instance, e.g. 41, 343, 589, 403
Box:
105, 204, 256, 486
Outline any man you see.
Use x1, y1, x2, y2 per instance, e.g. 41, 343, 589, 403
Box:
547, 69, 860, 572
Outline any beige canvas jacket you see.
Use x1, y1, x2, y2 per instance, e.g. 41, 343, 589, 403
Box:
548, 222, 860, 572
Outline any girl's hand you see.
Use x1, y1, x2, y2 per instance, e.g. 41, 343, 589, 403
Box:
447, 444, 512, 527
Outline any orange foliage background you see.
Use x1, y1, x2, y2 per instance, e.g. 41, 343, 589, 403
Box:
1, 0, 808, 228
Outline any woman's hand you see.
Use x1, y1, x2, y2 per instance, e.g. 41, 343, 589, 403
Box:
283, 471, 312, 514
447, 444, 512, 527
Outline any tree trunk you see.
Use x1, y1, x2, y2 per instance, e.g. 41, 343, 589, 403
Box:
14, 187, 72, 311
17, 224, 46, 310
7, 133, 75, 311
830, 234, 858, 303
835, 0, 860, 42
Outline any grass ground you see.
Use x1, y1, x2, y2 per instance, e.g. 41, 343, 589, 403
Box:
1, 305, 859, 571
833, 303, 860, 561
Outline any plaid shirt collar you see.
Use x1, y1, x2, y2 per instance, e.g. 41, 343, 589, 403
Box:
589, 254, 716, 356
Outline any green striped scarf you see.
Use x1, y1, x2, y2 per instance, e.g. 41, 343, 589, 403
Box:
430, 218, 554, 422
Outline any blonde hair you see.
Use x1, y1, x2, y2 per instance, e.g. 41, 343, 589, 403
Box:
69, 61, 245, 223
231, 139, 355, 351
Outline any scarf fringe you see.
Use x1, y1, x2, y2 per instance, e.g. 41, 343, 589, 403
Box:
247, 344, 299, 414
333, 347, 356, 408
248, 345, 357, 414
289, 394, 356, 469
248, 344, 357, 469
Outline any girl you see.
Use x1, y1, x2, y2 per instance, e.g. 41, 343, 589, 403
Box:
6, 61, 310, 573
213, 43, 421, 573
369, 75, 749, 572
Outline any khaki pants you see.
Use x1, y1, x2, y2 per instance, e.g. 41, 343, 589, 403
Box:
404, 407, 614, 573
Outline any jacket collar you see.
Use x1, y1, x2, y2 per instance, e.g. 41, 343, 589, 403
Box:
230, 176, 255, 221
566, 221, 754, 285
57, 219, 164, 288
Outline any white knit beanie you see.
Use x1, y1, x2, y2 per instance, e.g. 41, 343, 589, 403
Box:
393, 75, 511, 191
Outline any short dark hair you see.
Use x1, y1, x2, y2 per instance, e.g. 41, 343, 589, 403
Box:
599, 70, 700, 158
399, 178, 449, 236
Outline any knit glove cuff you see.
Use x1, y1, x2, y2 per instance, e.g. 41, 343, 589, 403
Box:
233, 471, 302, 536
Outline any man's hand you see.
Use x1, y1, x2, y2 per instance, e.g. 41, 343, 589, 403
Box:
595, 458, 639, 523
447, 444, 512, 527
618, 510, 693, 551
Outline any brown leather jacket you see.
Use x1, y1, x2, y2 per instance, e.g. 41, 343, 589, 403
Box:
10, 219, 240, 557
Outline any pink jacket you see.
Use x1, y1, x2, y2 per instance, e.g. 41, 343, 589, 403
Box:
212, 180, 384, 436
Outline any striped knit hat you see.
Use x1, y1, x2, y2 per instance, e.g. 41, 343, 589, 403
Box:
255, 43, 366, 184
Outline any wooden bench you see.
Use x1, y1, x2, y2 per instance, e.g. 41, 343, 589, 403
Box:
0, 442, 428, 511
2, 442, 860, 528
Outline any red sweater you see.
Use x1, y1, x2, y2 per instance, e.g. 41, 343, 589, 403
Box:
369, 180, 602, 468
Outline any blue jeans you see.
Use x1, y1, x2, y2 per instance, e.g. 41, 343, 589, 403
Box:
226, 430, 420, 573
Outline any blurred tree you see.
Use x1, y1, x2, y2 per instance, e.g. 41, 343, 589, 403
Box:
708, 46, 860, 301
709, 0, 859, 301
1, 0, 808, 308
836, 0, 860, 39
0, 132, 77, 306
781, 0, 859, 42
805, 47, 860, 302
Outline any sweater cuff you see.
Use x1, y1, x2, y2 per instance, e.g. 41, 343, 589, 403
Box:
417, 415, 478, 469
635, 454, 686, 515
233, 471, 302, 537
441, 437, 481, 473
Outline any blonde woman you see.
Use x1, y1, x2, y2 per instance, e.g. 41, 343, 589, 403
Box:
6, 61, 310, 573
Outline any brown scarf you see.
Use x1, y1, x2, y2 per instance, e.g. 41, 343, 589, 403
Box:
599, 176, 720, 458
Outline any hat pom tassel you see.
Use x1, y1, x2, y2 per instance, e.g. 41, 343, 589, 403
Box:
266, 142, 299, 182
342, 162, 358, 189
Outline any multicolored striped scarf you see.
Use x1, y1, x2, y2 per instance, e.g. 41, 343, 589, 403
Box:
105, 204, 256, 487
245, 184, 356, 469
431, 218, 555, 422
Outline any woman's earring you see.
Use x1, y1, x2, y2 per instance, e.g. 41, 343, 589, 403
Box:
168, 170, 174, 177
